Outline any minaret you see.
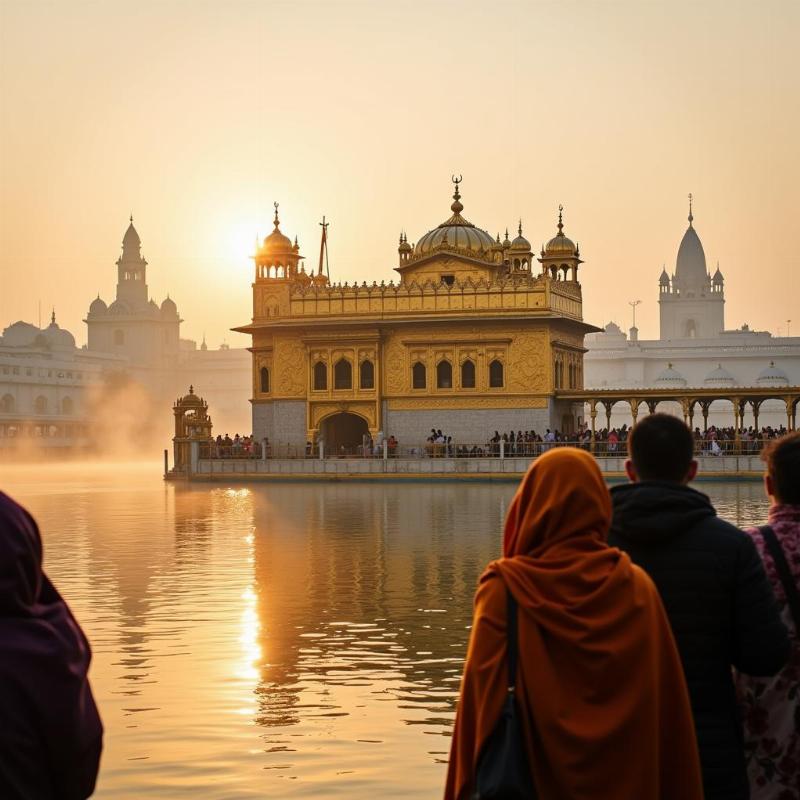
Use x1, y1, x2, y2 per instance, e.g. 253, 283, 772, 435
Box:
116, 216, 149, 307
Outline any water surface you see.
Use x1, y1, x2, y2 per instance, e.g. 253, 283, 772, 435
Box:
0, 463, 769, 798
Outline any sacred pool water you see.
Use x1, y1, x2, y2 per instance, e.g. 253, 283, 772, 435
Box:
0, 462, 769, 799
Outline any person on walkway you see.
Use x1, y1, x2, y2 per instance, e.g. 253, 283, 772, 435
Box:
0, 492, 103, 799
445, 448, 703, 800
736, 431, 800, 799
609, 413, 790, 800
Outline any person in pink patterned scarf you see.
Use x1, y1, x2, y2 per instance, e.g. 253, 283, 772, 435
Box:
737, 431, 800, 799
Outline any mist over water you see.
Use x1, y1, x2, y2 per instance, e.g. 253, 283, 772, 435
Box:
0, 462, 770, 798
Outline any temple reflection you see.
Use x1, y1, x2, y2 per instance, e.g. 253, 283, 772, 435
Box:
249, 483, 509, 752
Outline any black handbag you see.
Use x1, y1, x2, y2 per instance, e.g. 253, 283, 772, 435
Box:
472, 588, 537, 799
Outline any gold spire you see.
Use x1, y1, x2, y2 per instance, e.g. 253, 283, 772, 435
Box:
450, 174, 463, 214
273, 201, 280, 229
688, 193, 693, 227
557, 204, 564, 235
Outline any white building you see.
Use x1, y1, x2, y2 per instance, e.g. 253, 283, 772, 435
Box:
0, 314, 125, 450
585, 201, 800, 428
2, 219, 252, 454
85, 218, 252, 434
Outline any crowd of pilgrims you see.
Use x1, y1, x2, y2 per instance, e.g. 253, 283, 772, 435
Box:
211, 433, 260, 457
204, 423, 791, 460
1, 415, 799, 798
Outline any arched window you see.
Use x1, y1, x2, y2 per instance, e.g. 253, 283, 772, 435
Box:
114, 329, 125, 346
62, 397, 73, 415
685, 319, 697, 338
461, 359, 476, 388
360, 359, 374, 389
554, 360, 562, 388
35, 396, 48, 414
313, 361, 327, 390
412, 362, 426, 389
334, 359, 352, 390
436, 360, 453, 389
489, 360, 504, 388
260, 366, 270, 393
1, 394, 14, 413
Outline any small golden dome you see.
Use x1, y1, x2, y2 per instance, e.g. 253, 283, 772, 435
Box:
510, 221, 531, 251
544, 205, 576, 256
261, 202, 293, 253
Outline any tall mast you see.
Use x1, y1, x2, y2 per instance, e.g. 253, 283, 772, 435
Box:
318, 215, 330, 279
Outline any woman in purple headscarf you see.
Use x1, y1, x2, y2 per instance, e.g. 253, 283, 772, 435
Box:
0, 492, 103, 799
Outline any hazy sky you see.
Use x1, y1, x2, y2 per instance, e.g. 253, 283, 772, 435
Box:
1, 0, 798, 347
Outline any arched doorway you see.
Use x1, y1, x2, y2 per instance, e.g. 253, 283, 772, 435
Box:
320, 412, 370, 455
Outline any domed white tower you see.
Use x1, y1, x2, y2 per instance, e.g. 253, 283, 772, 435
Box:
85, 216, 181, 368
658, 195, 725, 340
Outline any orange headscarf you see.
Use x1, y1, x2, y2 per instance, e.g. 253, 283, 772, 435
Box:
445, 448, 702, 800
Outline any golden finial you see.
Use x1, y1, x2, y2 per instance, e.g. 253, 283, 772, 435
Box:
189, 384, 194, 394
557, 204, 564, 235
518, 219, 523, 237
450, 174, 463, 214
273, 201, 280, 228
688, 193, 693, 226
51, 308, 56, 324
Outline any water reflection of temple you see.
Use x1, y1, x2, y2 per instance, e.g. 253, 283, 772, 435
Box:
250, 483, 511, 738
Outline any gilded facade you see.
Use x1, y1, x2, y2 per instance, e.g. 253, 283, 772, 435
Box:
234, 181, 597, 450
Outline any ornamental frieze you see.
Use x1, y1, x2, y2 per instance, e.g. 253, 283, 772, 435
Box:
386, 396, 548, 411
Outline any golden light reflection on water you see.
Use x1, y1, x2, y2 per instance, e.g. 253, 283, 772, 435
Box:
238, 583, 261, 684
0, 462, 771, 798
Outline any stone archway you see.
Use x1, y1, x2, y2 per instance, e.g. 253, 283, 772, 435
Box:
320, 412, 370, 456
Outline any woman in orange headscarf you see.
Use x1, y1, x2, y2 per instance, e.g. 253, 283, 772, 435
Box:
445, 448, 703, 800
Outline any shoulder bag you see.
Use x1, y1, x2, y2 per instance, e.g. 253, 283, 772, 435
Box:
760, 524, 800, 634
472, 588, 537, 799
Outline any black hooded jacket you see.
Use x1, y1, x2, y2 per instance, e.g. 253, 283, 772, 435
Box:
609, 482, 789, 800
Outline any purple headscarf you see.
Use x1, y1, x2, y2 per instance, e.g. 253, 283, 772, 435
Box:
0, 492, 103, 799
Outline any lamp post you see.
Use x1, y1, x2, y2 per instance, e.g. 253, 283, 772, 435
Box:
629, 300, 641, 327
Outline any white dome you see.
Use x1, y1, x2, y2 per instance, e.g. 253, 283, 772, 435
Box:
1, 321, 40, 347
160, 297, 178, 316
704, 364, 736, 386
655, 363, 687, 387
604, 321, 623, 335
89, 296, 107, 315
108, 299, 130, 314
44, 325, 75, 350
757, 362, 789, 386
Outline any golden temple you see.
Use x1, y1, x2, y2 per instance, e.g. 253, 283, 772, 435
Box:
233, 178, 598, 451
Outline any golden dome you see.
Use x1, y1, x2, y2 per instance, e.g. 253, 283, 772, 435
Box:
414, 178, 495, 257
544, 206, 576, 256
510, 221, 531, 251
261, 203, 293, 254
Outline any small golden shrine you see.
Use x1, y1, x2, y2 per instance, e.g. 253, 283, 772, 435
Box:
172, 385, 213, 472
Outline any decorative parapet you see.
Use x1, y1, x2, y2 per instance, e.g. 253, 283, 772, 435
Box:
253, 275, 583, 323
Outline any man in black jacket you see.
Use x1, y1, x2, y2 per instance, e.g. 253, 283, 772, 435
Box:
608, 413, 789, 800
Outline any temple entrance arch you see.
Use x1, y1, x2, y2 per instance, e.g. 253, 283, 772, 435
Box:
319, 412, 370, 455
